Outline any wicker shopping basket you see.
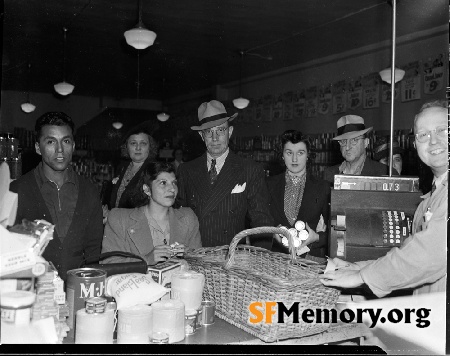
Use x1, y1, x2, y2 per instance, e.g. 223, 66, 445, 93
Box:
185, 226, 341, 343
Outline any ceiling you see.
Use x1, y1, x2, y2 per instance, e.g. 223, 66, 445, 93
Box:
1, 0, 447, 101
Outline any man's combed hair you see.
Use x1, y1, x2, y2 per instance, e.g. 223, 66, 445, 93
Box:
35, 112, 75, 140
414, 99, 448, 129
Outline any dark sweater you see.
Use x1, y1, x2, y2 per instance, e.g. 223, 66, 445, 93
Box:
10, 168, 104, 281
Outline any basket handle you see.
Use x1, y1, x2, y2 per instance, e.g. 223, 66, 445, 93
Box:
224, 226, 296, 270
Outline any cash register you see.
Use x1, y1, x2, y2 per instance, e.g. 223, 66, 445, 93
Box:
329, 175, 422, 262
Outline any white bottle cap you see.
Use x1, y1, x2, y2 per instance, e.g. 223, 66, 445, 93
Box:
295, 220, 306, 231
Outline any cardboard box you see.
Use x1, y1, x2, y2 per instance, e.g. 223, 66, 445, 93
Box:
147, 260, 181, 288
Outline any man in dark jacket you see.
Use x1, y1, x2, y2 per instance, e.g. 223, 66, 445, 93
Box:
9, 112, 103, 281
177, 100, 273, 247
323, 115, 394, 184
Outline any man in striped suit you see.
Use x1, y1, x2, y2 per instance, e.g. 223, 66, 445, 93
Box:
177, 100, 273, 247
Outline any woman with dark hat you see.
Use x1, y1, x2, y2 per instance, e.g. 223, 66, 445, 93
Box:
103, 126, 158, 221
373, 137, 405, 175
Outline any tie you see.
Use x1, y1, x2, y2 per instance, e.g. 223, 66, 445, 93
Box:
209, 159, 218, 185
430, 182, 436, 196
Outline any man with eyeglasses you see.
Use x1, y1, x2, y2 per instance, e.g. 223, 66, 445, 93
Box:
177, 100, 273, 247
323, 115, 392, 184
321, 99, 448, 297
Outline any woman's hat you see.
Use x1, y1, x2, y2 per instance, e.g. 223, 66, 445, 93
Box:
373, 138, 404, 161
191, 100, 237, 131
332, 115, 373, 141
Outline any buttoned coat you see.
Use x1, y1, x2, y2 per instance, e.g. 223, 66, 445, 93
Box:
176, 152, 273, 247
101, 206, 202, 263
266, 173, 330, 257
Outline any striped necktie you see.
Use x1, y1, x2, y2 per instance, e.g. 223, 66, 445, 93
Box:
209, 159, 218, 185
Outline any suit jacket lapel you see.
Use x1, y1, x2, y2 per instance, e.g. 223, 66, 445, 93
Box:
298, 175, 314, 221
270, 173, 288, 225
200, 152, 242, 218
127, 207, 154, 255
190, 154, 212, 203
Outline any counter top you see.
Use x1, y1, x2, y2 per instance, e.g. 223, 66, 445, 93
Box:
64, 317, 369, 345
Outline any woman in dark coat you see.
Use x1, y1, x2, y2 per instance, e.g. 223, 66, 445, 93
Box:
102, 127, 158, 222
267, 130, 330, 258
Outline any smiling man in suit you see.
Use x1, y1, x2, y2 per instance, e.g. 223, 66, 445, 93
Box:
177, 100, 274, 247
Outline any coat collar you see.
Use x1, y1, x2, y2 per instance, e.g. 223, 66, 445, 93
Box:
127, 206, 189, 253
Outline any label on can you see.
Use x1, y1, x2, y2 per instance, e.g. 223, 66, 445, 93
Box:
85, 296, 107, 314
66, 268, 107, 336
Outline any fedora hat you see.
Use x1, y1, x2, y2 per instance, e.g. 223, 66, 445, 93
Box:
373, 138, 404, 161
191, 100, 237, 131
332, 115, 373, 141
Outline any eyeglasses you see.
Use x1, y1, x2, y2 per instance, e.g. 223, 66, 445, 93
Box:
338, 137, 364, 147
202, 127, 228, 138
415, 125, 448, 143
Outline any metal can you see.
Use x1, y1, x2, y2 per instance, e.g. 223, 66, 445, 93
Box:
66, 268, 107, 337
85, 296, 107, 314
201, 300, 215, 326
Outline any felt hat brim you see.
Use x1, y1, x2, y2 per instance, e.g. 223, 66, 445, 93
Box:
373, 145, 405, 161
333, 127, 373, 141
191, 113, 237, 131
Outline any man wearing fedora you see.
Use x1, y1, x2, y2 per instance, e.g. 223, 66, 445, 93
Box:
177, 100, 273, 247
323, 115, 392, 183
373, 137, 405, 175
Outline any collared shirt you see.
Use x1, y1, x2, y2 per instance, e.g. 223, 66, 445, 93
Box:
34, 162, 79, 241
338, 153, 367, 175
284, 170, 307, 226
433, 171, 447, 190
207, 148, 229, 175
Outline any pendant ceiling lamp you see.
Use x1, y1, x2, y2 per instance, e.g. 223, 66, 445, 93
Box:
157, 78, 170, 122
112, 121, 123, 130
233, 51, 249, 109
124, 0, 157, 50
379, 67, 405, 84
21, 63, 36, 113
54, 27, 74, 96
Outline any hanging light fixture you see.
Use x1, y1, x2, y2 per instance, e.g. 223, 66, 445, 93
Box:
379, 67, 405, 84
21, 63, 36, 113
157, 77, 170, 122
124, 0, 157, 50
233, 51, 249, 109
112, 121, 123, 130
54, 27, 75, 96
